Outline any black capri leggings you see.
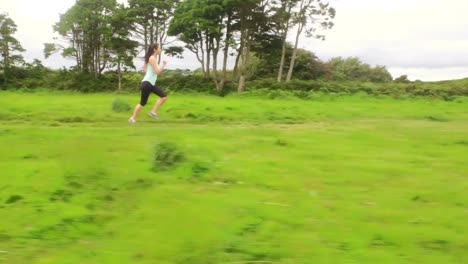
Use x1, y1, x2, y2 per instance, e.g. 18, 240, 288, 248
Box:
140, 81, 167, 106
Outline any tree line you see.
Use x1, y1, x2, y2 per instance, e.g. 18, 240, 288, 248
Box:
1, 0, 400, 92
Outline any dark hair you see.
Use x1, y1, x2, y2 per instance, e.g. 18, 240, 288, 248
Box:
144, 43, 159, 64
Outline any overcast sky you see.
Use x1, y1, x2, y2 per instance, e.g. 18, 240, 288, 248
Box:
1, 0, 467, 81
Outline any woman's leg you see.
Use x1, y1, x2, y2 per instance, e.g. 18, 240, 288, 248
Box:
130, 104, 143, 121
130, 82, 152, 122
150, 85, 168, 116
151, 97, 167, 115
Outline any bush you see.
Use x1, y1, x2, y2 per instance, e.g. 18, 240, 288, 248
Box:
5, 195, 23, 204
191, 162, 210, 178
112, 98, 132, 113
2, 64, 467, 100
158, 75, 214, 93
152, 142, 185, 171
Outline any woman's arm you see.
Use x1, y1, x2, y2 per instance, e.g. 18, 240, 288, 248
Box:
148, 56, 167, 75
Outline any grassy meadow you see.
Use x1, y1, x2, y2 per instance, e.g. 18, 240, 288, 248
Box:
0, 91, 467, 263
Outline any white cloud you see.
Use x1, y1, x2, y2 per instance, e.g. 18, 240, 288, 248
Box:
298, 0, 468, 80
1, 0, 75, 66
389, 67, 468, 81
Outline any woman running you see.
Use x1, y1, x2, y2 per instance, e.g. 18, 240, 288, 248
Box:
129, 43, 168, 124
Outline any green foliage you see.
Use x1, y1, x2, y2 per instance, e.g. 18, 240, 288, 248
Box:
168, 0, 234, 86
111, 98, 131, 113
2, 64, 468, 100
0, 12, 25, 85
152, 142, 185, 171
55, 71, 118, 92
43, 43, 57, 59
244, 78, 468, 99
191, 162, 210, 178
5, 194, 23, 204
47, 0, 136, 76
328, 57, 393, 82
128, 0, 179, 52
292, 49, 331, 80
107, 4, 139, 72
258, 48, 388, 83
369, 65, 393, 82
0, 59, 51, 90
157, 74, 218, 93
275, 139, 289, 146
395, 74, 411, 83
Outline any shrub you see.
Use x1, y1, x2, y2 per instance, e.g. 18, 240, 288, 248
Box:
191, 162, 210, 178
112, 98, 132, 113
5, 195, 23, 204
152, 142, 185, 171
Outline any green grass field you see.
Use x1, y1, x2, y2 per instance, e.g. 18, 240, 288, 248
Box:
0, 91, 467, 264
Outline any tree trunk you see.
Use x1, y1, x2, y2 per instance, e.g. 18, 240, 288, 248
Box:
212, 37, 221, 92
95, 34, 99, 78
233, 32, 244, 80
160, 21, 168, 52
238, 25, 250, 93
237, 13, 249, 93
150, 17, 155, 45
287, 0, 310, 82
277, 40, 287, 82
238, 41, 248, 93
192, 43, 205, 74
286, 22, 303, 82
205, 32, 211, 78
238, 74, 246, 93
144, 26, 148, 52
219, 14, 232, 91
117, 60, 122, 91
233, 46, 241, 79
2, 45, 9, 85
156, 20, 161, 64
200, 38, 207, 78
277, 5, 292, 82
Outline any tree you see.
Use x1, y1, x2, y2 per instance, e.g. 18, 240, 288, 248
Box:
44, 0, 119, 77
285, 0, 335, 82
394, 75, 410, 83
369, 66, 392, 83
169, 0, 211, 77
327, 57, 392, 82
235, 0, 272, 92
24, 59, 48, 79
328, 57, 368, 81
271, 0, 300, 82
0, 13, 25, 85
291, 48, 329, 80
107, 4, 139, 90
209, 0, 236, 92
128, 0, 182, 63
170, 0, 275, 92
256, 43, 330, 80
169, 0, 236, 92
